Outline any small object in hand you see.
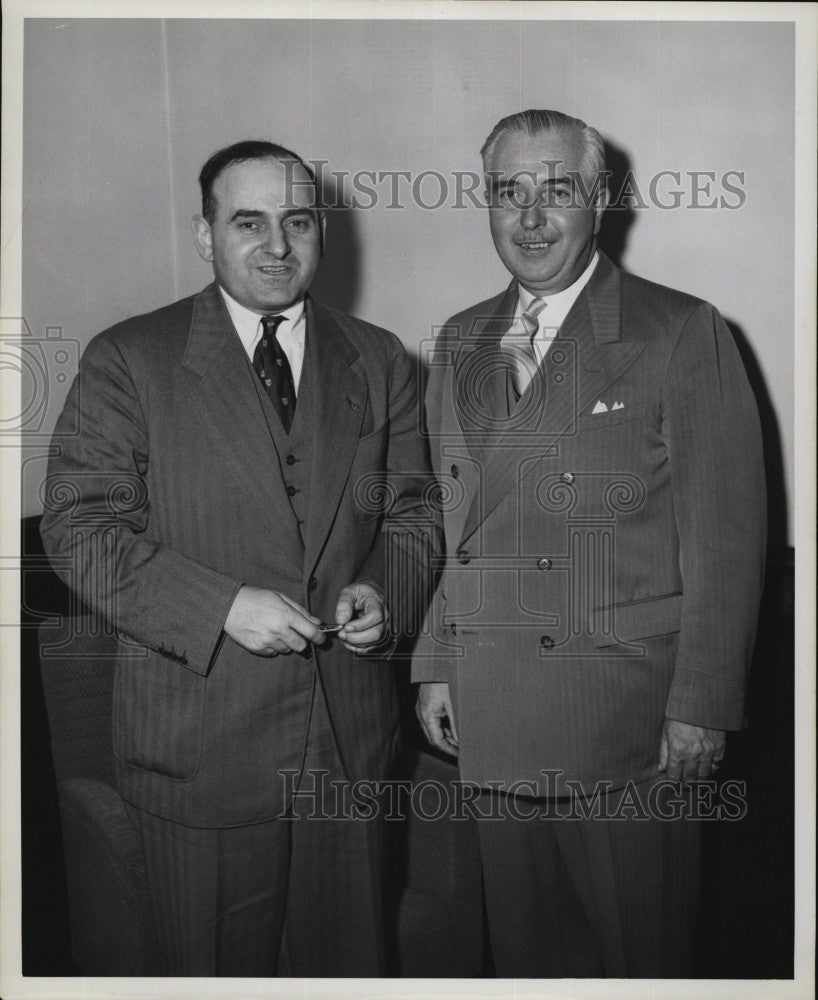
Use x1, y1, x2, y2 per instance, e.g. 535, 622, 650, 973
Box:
319, 623, 343, 633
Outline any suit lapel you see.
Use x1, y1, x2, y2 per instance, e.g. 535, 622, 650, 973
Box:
452, 283, 517, 443
183, 284, 304, 562
302, 299, 367, 574
458, 254, 645, 545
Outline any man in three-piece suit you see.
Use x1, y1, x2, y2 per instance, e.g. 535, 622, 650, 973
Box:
40, 141, 439, 977
415, 110, 766, 977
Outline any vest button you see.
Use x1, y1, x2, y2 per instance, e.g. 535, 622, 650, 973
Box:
451, 464, 460, 479
286, 454, 296, 465
540, 635, 555, 650
286, 484, 298, 497
536, 557, 552, 571
456, 549, 471, 564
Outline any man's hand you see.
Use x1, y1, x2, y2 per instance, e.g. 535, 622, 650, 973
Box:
224, 586, 325, 656
335, 581, 389, 652
658, 719, 726, 781
416, 682, 459, 757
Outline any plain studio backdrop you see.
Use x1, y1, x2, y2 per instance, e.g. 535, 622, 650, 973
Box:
21, 17, 793, 549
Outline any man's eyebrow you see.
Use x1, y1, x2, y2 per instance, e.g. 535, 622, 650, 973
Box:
488, 174, 573, 192
281, 206, 317, 218
228, 209, 264, 222
228, 207, 316, 222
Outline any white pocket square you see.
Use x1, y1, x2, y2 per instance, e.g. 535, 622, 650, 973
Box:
592, 399, 626, 415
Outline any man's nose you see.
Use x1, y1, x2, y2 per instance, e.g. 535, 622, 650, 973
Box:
520, 197, 547, 229
262, 225, 289, 258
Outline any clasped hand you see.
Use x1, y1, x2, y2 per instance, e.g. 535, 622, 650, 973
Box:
224, 581, 388, 656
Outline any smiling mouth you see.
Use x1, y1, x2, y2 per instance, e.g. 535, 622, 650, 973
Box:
515, 240, 555, 253
258, 265, 290, 276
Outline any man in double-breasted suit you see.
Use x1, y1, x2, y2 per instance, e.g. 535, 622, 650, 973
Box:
41, 141, 439, 976
415, 110, 766, 977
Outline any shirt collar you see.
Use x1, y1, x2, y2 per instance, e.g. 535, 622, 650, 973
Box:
218, 286, 306, 356
517, 251, 599, 331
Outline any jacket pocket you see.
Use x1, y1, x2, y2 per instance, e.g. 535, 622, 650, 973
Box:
591, 592, 682, 648
113, 652, 205, 780
576, 402, 646, 430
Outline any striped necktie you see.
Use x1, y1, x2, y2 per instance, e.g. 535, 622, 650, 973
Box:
253, 315, 296, 433
504, 297, 546, 398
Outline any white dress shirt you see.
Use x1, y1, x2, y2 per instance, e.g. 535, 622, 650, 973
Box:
219, 287, 307, 394
515, 251, 600, 364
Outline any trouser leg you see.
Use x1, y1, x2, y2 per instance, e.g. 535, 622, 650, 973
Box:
127, 805, 290, 977
281, 680, 387, 977
477, 778, 701, 978
127, 679, 389, 977
477, 789, 603, 977
554, 776, 701, 977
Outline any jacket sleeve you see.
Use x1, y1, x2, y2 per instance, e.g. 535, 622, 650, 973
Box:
661, 302, 767, 729
410, 331, 456, 684
356, 337, 443, 644
39, 331, 242, 676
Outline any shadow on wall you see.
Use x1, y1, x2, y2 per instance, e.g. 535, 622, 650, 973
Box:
310, 173, 361, 316
727, 320, 789, 549
597, 139, 636, 269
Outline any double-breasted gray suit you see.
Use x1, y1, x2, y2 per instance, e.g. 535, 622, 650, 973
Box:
413, 251, 766, 975
415, 249, 766, 792
41, 282, 438, 826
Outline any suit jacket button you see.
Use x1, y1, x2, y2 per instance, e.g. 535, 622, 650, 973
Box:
308, 577, 318, 591
451, 464, 460, 479
540, 635, 555, 650
456, 549, 471, 564
286, 484, 298, 497
537, 557, 552, 571
286, 453, 296, 465
561, 472, 575, 485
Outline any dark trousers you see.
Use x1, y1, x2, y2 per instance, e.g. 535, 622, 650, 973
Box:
477, 776, 701, 978
126, 683, 386, 977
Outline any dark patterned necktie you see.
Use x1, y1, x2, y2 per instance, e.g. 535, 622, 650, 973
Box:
253, 315, 296, 433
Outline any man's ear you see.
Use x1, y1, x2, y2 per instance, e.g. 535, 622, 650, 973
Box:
592, 183, 609, 236
192, 215, 214, 262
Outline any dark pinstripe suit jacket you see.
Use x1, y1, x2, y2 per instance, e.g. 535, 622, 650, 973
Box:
413, 252, 766, 794
41, 283, 438, 827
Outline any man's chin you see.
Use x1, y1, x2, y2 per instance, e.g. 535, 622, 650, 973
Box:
250, 290, 306, 313
510, 264, 561, 293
